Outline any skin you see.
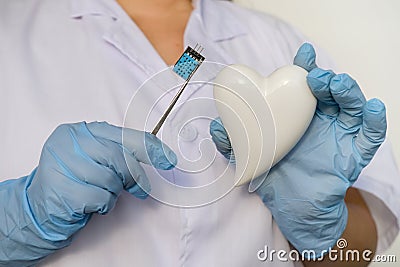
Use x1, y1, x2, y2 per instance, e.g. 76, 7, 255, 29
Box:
117, 0, 193, 65
117, 0, 378, 266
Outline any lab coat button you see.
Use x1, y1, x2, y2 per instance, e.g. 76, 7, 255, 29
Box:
179, 124, 198, 142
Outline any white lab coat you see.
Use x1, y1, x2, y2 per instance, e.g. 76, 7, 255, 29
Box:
0, 0, 399, 266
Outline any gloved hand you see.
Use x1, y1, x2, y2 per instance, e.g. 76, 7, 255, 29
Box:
210, 43, 387, 257
0, 121, 177, 266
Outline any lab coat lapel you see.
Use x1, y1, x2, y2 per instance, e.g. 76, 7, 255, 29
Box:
68, 0, 246, 131
102, 20, 167, 77
166, 0, 247, 121
101, 13, 184, 128
70, 0, 169, 77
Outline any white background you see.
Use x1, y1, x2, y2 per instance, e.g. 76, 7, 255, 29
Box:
233, 0, 400, 265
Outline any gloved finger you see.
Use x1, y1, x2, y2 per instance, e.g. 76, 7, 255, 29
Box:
330, 74, 367, 130
45, 123, 127, 195
142, 132, 177, 169
293, 43, 318, 72
57, 175, 117, 215
209, 118, 233, 160
306, 68, 339, 116
61, 151, 125, 196
81, 189, 117, 215
86, 122, 177, 170
354, 98, 386, 163
124, 153, 151, 199
76, 143, 150, 199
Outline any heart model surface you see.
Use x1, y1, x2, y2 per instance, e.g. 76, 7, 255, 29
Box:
213, 64, 316, 186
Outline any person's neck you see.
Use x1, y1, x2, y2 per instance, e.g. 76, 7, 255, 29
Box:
116, 0, 194, 65
117, 0, 193, 18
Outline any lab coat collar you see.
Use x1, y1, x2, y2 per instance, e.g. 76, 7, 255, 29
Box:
69, 0, 247, 42
70, 0, 120, 19
197, 0, 247, 42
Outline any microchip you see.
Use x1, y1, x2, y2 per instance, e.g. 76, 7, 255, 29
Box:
151, 44, 205, 135
173, 45, 205, 80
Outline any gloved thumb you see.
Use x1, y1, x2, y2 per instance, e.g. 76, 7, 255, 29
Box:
209, 118, 235, 163
88, 122, 177, 169
293, 43, 318, 72
87, 122, 177, 198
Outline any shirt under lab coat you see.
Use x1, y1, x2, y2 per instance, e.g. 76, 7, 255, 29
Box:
0, 0, 399, 266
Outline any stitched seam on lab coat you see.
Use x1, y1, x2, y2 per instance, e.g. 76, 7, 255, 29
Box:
179, 209, 192, 267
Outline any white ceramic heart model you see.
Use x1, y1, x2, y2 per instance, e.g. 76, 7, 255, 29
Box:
213, 65, 316, 186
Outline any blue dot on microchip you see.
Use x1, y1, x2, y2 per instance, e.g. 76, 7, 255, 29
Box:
173, 53, 200, 80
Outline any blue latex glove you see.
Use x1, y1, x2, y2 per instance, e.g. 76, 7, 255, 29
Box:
0, 122, 177, 266
210, 43, 387, 257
